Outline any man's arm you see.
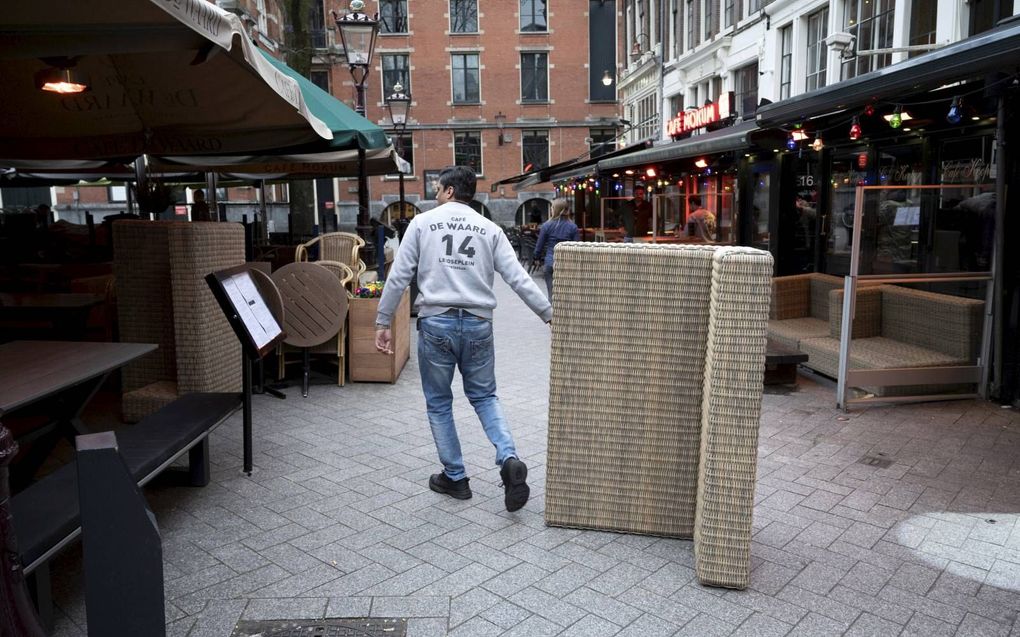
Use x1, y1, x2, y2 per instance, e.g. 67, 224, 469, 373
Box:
493, 231, 552, 322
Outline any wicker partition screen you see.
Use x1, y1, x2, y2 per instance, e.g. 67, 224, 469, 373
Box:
545, 243, 773, 589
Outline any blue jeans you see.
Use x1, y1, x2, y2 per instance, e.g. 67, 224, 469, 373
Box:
543, 264, 554, 298
418, 312, 517, 481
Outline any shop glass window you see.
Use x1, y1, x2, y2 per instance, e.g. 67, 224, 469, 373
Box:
450, 0, 478, 33
734, 62, 758, 120
520, 53, 549, 103
779, 24, 792, 100
451, 53, 480, 103
454, 131, 482, 174
724, 0, 735, 27
750, 166, 771, 252
520, 0, 547, 32
522, 130, 549, 172
806, 8, 828, 91
842, 0, 895, 80
309, 70, 329, 93
908, 0, 937, 54
381, 54, 409, 99
589, 128, 616, 158
380, 0, 408, 34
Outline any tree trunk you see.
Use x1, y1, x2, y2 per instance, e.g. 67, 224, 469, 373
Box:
284, 0, 316, 239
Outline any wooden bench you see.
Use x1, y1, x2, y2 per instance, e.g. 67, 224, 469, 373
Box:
10, 392, 241, 629
764, 339, 809, 385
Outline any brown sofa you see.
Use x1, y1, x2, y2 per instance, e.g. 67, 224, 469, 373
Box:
798, 285, 984, 392
767, 273, 846, 350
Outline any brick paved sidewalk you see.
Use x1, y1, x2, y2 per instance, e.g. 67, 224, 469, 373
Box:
49, 277, 1020, 636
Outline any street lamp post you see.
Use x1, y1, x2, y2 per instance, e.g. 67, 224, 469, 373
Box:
386, 83, 411, 221
334, 0, 379, 266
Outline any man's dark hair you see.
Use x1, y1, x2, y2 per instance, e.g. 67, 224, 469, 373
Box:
690, 196, 702, 207
438, 165, 477, 203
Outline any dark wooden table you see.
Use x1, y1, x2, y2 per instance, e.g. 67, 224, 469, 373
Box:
764, 339, 809, 385
0, 292, 104, 341
0, 340, 155, 634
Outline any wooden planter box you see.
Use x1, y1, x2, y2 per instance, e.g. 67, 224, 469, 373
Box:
348, 288, 410, 383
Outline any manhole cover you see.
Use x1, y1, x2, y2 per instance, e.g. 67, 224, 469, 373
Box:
857, 455, 894, 469
232, 618, 407, 637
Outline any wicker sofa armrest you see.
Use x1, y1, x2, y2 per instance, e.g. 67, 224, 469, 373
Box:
770, 274, 811, 320
828, 285, 883, 339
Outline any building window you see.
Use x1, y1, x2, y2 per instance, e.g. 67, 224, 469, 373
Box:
381, 54, 410, 99
686, 0, 695, 50
520, 53, 548, 103
702, 0, 712, 40
637, 93, 658, 140
108, 185, 127, 202
380, 0, 408, 34
309, 69, 330, 93
734, 62, 759, 120
520, 0, 547, 32
779, 24, 792, 100
908, 0, 937, 55
806, 8, 828, 91
589, 128, 616, 158
723, 0, 735, 27
392, 133, 413, 175
669, 93, 684, 119
454, 131, 482, 173
450, 0, 478, 33
747, 0, 763, 13
451, 53, 480, 103
522, 130, 549, 171
843, 0, 895, 80
309, 2, 325, 49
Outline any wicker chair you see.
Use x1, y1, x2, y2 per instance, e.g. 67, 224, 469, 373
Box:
277, 261, 354, 386
295, 232, 366, 290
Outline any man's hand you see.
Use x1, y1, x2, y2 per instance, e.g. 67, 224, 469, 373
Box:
375, 327, 393, 354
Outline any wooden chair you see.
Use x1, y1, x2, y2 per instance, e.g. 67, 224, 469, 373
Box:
276, 261, 354, 388
295, 232, 366, 291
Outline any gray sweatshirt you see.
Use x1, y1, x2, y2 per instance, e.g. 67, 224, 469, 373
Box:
375, 201, 552, 326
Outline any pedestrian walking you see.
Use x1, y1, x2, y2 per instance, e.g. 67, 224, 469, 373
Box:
373, 165, 552, 511
533, 198, 579, 298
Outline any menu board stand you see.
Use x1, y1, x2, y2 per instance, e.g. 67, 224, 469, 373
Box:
206, 266, 286, 475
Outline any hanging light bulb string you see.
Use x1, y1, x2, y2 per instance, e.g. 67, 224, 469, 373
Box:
776, 72, 1019, 141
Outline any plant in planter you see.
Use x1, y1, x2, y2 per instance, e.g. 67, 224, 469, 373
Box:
133, 179, 176, 216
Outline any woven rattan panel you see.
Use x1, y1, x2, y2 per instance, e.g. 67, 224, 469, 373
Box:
114, 222, 176, 393
693, 247, 773, 589
546, 243, 717, 538
168, 223, 245, 393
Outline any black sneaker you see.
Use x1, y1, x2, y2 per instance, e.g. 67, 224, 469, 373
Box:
499, 457, 530, 512
429, 473, 472, 500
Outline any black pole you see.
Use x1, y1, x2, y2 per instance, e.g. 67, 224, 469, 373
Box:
242, 352, 252, 476
354, 76, 374, 269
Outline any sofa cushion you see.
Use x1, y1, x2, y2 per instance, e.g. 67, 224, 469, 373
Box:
799, 336, 966, 378
808, 274, 844, 320
879, 286, 983, 360
767, 317, 829, 350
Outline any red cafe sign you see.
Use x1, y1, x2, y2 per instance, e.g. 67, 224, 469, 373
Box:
667, 92, 734, 137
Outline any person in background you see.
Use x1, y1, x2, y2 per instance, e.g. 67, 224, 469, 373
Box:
622, 186, 652, 241
685, 195, 716, 241
534, 198, 579, 298
374, 165, 551, 512
191, 189, 211, 222
370, 217, 395, 281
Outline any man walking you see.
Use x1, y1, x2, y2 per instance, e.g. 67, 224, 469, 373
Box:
374, 166, 551, 512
